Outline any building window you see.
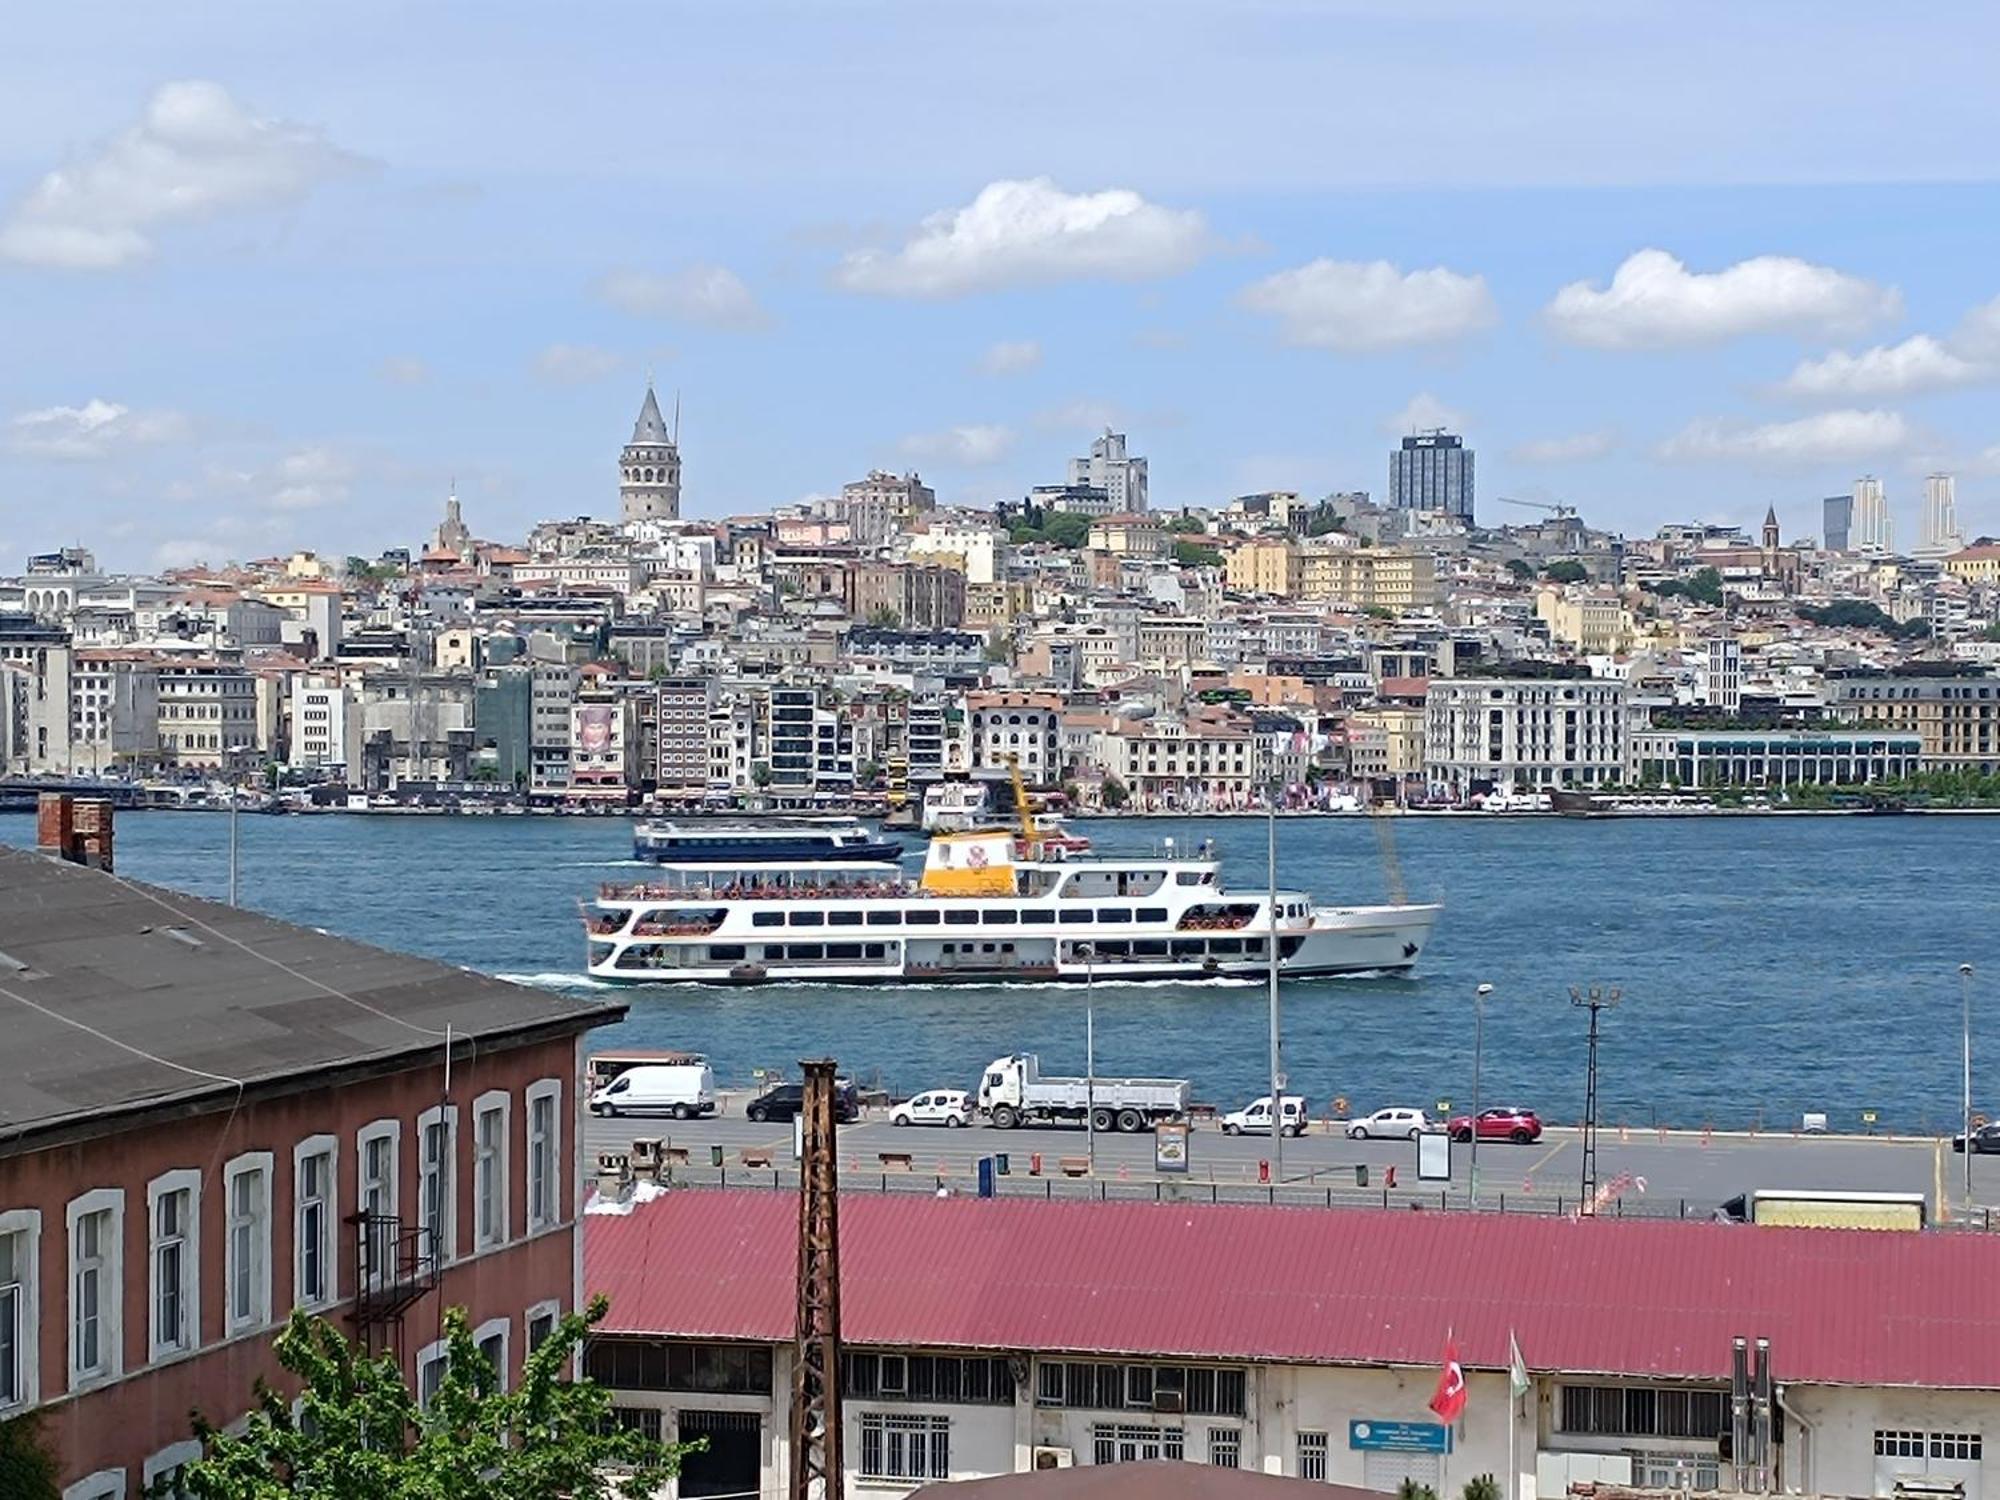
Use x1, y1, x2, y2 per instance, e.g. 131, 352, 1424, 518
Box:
610, 1406, 665, 1441
473, 1317, 509, 1394
1932, 1433, 1983, 1462
1041, 1361, 1245, 1417
1207, 1428, 1242, 1468
357, 1119, 400, 1288
527, 1079, 562, 1232
474, 1091, 510, 1251
584, 1338, 774, 1394
0, 1210, 40, 1411
61, 1471, 126, 1500
1092, 1424, 1184, 1464
860, 1413, 950, 1482
1559, 1384, 1726, 1440
1298, 1431, 1329, 1482
526, 1300, 560, 1353
147, 1169, 201, 1363
67, 1188, 123, 1389
293, 1135, 337, 1310
417, 1339, 448, 1410
845, 1352, 1014, 1404
224, 1152, 274, 1334
417, 1105, 457, 1270
144, 1440, 202, 1500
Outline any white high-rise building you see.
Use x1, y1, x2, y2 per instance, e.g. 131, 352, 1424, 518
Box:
1918, 472, 1964, 556
1851, 475, 1894, 554
1068, 429, 1148, 512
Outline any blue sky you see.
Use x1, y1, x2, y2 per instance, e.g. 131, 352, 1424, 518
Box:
3, 1, 2000, 568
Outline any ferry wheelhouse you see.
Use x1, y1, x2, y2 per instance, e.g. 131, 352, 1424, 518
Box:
632, 817, 904, 864
584, 827, 1439, 985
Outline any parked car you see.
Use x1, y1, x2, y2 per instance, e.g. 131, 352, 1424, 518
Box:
1953, 1123, 2000, 1154
1221, 1095, 1308, 1136
745, 1081, 861, 1124
1446, 1106, 1543, 1144
588, 1061, 717, 1120
1344, 1107, 1435, 1140
891, 1089, 972, 1128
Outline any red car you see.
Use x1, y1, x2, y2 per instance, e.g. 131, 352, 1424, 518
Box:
1447, 1107, 1542, 1143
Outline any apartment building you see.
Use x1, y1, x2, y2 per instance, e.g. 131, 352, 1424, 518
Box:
570, 688, 638, 802
1425, 676, 1630, 796
0, 613, 73, 773
70, 651, 160, 772
1095, 715, 1255, 808
155, 660, 260, 770
655, 676, 715, 800
1225, 539, 1302, 599
0, 816, 618, 1493
288, 673, 360, 772
967, 691, 1063, 783
1828, 669, 2000, 774
1535, 587, 1634, 655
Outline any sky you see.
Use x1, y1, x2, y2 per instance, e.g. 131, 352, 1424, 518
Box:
3, 1, 2000, 570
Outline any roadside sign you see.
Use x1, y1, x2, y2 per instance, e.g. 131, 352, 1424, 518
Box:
1861, 1109, 1878, 1127
1435, 1098, 1451, 1115
1417, 1131, 1451, 1181
1350, 1421, 1452, 1454
1156, 1122, 1191, 1174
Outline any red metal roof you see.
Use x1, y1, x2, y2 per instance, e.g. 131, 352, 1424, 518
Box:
586, 1189, 2000, 1389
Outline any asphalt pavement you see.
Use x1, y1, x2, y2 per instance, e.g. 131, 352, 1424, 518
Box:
582, 1096, 2000, 1223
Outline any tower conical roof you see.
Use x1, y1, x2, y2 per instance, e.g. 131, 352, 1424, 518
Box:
630, 385, 671, 446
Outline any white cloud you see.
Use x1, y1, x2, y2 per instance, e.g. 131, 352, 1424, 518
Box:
1382, 393, 1469, 436
377, 356, 430, 386
1236, 259, 1497, 352
836, 177, 1210, 298
1776, 335, 1992, 400
898, 424, 1015, 467
978, 339, 1042, 375
1955, 295, 2000, 362
1546, 249, 1901, 350
7, 399, 188, 459
0, 80, 361, 270
594, 264, 768, 329
1510, 431, 1618, 463
1658, 409, 1911, 465
264, 445, 356, 511
533, 343, 623, 384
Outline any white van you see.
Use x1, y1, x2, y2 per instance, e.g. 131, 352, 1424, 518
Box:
589, 1062, 716, 1120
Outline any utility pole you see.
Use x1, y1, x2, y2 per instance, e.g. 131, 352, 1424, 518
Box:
227, 766, 240, 907
1081, 944, 1096, 1175
789, 1059, 844, 1500
1470, 982, 1493, 1208
1571, 986, 1621, 1209
1267, 780, 1284, 1185
1962, 963, 1975, 1206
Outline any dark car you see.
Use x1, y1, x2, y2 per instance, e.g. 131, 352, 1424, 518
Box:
1446, 1106, 1544, 1144
1953, 1123, 2000, 1154
745, 1082, 860, 1124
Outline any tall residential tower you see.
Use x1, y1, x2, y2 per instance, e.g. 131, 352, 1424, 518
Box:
620, 385, 681, 523
1919, 472, 1963, 556
1850, 475, 1893, 554
1390, 430, 1474, 522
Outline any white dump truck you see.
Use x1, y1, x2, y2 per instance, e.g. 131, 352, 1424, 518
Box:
975, 1053, 1191, 1132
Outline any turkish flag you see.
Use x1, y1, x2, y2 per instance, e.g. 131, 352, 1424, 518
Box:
1429, 1338, 1468, 1423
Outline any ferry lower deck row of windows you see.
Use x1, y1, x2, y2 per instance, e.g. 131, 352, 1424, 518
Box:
747, 906, 1182, 928
607, 936, 1287, 967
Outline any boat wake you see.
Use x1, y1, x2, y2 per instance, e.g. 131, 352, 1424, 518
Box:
497, 970, 619, 993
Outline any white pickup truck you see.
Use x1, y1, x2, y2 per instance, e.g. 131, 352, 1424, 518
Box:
975, 1052, 1191, 1132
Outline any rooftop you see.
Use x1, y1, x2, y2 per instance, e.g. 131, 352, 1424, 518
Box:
588, 1189, 2000, 1390
0, 846, 623, 1149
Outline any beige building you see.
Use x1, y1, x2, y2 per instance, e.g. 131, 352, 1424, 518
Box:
1087, 513, 1167, 559
1346, 705, 1426, 783
1536, 585, 1635, 655
1225, 538, 1302, 597
1944, 543, 2000, 588
1301, 546, 1436, 611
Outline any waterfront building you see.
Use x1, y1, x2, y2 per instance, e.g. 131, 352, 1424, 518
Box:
70, 649, 160, 772
1631, 729, 1921, 788
1389, 430, 1474, 522
288, 673, 359, 773
1699, 638, 1742, 713
569, 684, 639, 802
586, 1188, 2000, 1500
1068, 430, 1148, 513
1919, 473, 1965, 557
0, 613, 74, 773
655, 675, 717, 801
1828, 669, 2000, 774
619, 385, 682, 524
155, 659, 259, 770
968, 690, 1063, 783
1424, 676, 1629, 796
1, 811, 619, 1492
1851, 475, 1893, 555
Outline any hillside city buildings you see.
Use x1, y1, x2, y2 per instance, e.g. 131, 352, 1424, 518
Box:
3, 388, 1999, 809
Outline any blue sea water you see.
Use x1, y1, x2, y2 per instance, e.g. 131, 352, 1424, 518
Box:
5, 810, 1993, 1131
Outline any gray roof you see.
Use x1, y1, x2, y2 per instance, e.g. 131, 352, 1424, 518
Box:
630, 385, 671, 446
0, 847, 623, 1150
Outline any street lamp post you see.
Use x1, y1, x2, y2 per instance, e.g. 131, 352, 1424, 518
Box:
1267, 780, 1284, 1185
1081, 943, 1096, 1176
1962, 963, 1974, 1205
1471, 982, 1493, 1208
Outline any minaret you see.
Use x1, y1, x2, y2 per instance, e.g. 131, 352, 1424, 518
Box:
619, 384, 681, 523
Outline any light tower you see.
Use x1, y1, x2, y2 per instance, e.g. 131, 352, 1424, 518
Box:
620, 385, 681, 522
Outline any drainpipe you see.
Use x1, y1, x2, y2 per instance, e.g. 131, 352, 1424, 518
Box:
1774, 1384, 1814, 1495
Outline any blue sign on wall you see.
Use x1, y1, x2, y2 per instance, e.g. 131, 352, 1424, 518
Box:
1349, 1420, 1453, 1454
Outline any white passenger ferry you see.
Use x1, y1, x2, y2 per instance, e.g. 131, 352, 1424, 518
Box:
582, 826, 1439, 985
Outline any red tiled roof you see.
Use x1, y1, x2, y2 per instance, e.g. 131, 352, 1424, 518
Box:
586, 1189, 2000, 1389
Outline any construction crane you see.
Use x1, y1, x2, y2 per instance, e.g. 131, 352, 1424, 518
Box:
1004, 752, 1038, 848
1498, 496, 1578, 520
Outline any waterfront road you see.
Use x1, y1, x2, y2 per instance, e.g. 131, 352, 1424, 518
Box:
582, 1103, 2000, 1225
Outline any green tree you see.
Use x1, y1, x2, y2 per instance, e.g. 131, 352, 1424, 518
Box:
1100, 775, 1131, 810
1397, 1482, 1439, 1500
1304, 510, 1346, 538
1164, 513, 1207, 534
1461, 1475, 1502, 1500
1172, 539, 1223, 567
1505, 558, 1535, 581
751, 762, 772, 789
983, 629, 1011, 664
169, 1301, 688, 1499
0, 1413, 60, 1500
1541, 559, 1588, 584
1686, 566, 1725, 607
866, 604, 902, 628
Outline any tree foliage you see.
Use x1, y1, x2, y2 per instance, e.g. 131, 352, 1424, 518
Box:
1171, 539, 1223, 567
1540, 560, 1588, 585
1006, 512, 1092, 549
1100, 774, 1131, 810
171, 1300, 689, 1500
0, 1413, 61, 1500
1796, 598, 1930, 639
1461, 1475, 1502, 1500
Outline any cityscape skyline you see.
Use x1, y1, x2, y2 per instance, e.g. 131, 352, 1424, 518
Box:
4, 5, 2000, 569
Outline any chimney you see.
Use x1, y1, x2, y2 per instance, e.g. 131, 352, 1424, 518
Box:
36, 793, 114, 872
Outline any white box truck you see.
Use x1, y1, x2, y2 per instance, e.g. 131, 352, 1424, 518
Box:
975, 1053, 1190, 1132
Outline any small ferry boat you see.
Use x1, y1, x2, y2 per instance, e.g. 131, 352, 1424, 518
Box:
921, 780, 991, 833
583, 824, 1438, 985
631, 817, 903, 865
